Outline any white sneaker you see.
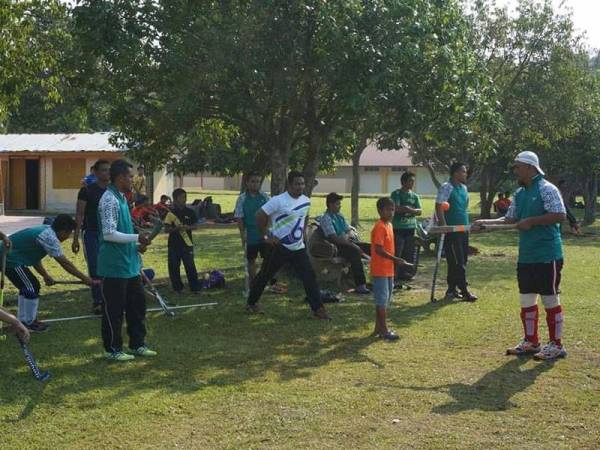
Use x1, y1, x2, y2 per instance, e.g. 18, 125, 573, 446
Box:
506, 339, 541, 356
534, 342, 567, 361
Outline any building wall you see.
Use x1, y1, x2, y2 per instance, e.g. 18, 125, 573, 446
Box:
313, 166, 444, 195
43, 154, 109, 212
153, 168, 175, 202
2, 153, 174, 213
176, 166, 445, 196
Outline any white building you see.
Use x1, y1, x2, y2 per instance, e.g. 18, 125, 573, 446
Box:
0, 133, 174, 214
180, 142, 445, 195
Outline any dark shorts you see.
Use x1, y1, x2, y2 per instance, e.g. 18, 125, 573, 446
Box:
246, 242, 272, 262
517, 259, 563, 295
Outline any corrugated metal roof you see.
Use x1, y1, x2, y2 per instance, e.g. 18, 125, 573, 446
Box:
338, 140, 415, 167
0, 133, 124, 152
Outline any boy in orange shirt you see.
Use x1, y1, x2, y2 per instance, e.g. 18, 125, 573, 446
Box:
371, 197, 412, 341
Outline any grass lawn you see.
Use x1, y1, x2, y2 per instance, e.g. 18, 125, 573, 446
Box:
1, 192, 599, 449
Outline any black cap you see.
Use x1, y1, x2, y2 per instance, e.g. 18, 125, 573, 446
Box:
326, 192, 343, 206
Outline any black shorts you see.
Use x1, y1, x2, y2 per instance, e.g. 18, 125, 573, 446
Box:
517, 259, 563, 295
246, 242, 272, 262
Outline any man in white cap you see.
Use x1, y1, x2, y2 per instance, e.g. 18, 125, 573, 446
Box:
473, 151, 567, 360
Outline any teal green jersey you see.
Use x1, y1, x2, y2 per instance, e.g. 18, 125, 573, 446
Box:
507, 175, 565, 263
234, 191, 270, 245
97, 185, 141, 278
390, 189, 422, 229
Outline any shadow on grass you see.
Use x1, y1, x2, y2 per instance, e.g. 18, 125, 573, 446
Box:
406, 357, 555, 413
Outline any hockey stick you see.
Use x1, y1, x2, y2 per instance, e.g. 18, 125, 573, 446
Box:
144, 283, 175, 317
17, 337, 50, 382
0, 248, 6, 340
427, 223, 516, 234
412, 241, 421, 277
430, 233, 445, 303
138, 252, 174, 317
243, 230, 250, 299
43, 302, 218, 323
146, 218, 164, 242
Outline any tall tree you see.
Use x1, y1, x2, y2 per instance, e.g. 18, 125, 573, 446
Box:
467, 0, 585, 217
0, 0, 67, 126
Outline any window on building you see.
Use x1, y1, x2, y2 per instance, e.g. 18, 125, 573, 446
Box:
53, 158, 86, 189
364, 167, 379, 172
391, 166, 408, 172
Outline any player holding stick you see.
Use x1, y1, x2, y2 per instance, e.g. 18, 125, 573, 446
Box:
435, 162, 478, 302
473, 151, 567, 360
97, 159, 156, 362
0, 215, 98, 332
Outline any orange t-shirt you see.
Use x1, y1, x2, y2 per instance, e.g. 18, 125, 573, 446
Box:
370, 219, 395, 277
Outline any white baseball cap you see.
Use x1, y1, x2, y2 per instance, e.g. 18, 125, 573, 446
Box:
514, 151, 544, 176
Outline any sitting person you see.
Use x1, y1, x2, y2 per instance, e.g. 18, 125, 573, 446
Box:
131, 195, 158, 228
154, 195, 172, 219
493, 193, 511, 217
319, 192, 370, 294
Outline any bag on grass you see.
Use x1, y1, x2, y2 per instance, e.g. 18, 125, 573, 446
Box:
201, 270, 226, 289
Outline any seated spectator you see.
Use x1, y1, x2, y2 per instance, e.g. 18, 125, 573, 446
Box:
319, 193, 370, 294
154, 195, 172, 219
493, 193, 511, 216
131, 195, 158, 227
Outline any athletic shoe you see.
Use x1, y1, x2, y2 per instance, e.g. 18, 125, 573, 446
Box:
105, 351, 135, 362
24, 320, 49, 333
534, 342, 567, 361
380, 331, 400, 341
506, 338, 541, 356
313, 306, 331, 321
245, 304, 264, 314
130, 346, 158, 357
460, 290, 478, 302
354, 285, 370, 295
444, 289, 463, 301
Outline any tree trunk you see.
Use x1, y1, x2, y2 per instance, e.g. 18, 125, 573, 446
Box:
270, 148, 289, 195
424, 161, 442, 191
351, 140, 367, 227
479, 188, 496, 219
582, 173, 598, 225
478, 166, 504, 219
302, 132, 321, 197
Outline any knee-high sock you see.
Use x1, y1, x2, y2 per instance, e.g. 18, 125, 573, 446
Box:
17, 295, 26, 322
23, 297, 39, 324
520, 305, 539, 345
545, 305, 563, 346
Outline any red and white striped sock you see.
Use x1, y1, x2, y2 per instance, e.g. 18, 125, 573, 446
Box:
520, 305, 539, 345
545, 305, 563, 347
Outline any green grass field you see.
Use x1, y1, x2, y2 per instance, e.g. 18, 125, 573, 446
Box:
1, 192, 599, 449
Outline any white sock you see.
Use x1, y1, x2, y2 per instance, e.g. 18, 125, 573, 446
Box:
17, 295, 26, 322
24, 298, 39, 324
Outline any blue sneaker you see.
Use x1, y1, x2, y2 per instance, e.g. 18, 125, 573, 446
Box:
534, 342, 567, 361
380, 331, 399, 341
354, 285, 370, 295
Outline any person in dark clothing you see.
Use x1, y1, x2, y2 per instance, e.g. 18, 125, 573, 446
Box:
319, 192, 370, 294
73, 159, 110, 314
435, 162, 478, 302
163, 188, 201, 293
245, 171, 330, 320
390, 171, 422, 284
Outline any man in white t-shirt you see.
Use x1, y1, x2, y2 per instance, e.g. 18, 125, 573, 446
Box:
246, 171, 330, 320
